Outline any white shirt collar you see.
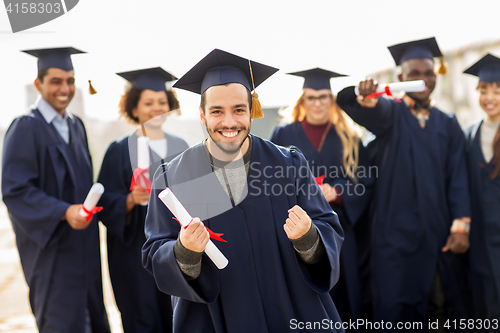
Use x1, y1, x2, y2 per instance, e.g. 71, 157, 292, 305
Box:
36, 95, 74, 124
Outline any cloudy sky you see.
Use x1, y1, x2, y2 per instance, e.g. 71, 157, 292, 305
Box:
0, 0, 499, 128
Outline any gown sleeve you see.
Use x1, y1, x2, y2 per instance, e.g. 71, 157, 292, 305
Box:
1, 116, 70, 249
336, 85, 395, 136
97, 141, 139, 245
445, 116, 471, 221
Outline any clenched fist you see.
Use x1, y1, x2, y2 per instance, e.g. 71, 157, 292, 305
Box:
284, 205, 312, 240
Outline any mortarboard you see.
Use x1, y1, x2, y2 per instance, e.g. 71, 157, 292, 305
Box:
388, 37, 448, 74
22, 47, 85, 71
173, 49, 279, 118
117, 67, 178, 92
463, 53, 500, 83
287, 68, 347, 90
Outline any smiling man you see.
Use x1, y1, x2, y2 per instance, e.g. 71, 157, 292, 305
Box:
336, 37, 471, 331
1, 47, 110, 333
142, 49, 346, 332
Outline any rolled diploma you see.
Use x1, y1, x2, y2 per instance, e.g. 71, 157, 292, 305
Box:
79, 183, 105, 217
137, 136, 150, 205
354, 80, 425, 95
158, 188, 229, 269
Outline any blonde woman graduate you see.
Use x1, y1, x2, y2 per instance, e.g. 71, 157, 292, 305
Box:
270, 68, 374, 328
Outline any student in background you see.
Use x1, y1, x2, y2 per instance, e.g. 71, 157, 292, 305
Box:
2, 47, 110, 333
97, 67, 188, 333
463, 54, 500, 328
336, 37, 471, 331
270, 68, 374, 328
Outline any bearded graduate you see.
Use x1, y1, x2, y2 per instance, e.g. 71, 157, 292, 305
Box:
142, 49, 346, 332
97, 68, 188, 332
270, 68, 374, 327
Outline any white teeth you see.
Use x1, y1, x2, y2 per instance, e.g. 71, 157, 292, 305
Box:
221, 131, 238, 138
56, 96, 68, 101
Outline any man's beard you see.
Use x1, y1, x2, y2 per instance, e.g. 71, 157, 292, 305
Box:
206, 125, 250, 155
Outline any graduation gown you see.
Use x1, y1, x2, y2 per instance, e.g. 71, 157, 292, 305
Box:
1, 109, 110, 333
270, 121, 374, 326
465, 121, 500, 323
142, 135, 345, 333
97, 132, 188, 333
337, 87, 471, 328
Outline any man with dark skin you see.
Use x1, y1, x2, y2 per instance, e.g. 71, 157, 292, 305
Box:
337, 37, 471, 331
2, 47, 110, 333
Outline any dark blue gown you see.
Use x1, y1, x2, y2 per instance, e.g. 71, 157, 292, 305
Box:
270, 121, 374, 326
142, 135, 345, 333
337, 87, 471, 329
97, 132, 188, 333
465, 121, 500, 326
1, 109, 110, 333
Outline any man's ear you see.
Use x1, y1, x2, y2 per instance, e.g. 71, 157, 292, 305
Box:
398, 73, 403, 82
34, 78, 42, 93
199, 106, 206, 126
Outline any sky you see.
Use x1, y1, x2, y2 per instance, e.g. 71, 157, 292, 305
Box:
0, 0, 499, 128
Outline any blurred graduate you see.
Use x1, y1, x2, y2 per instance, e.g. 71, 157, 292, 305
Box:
463, 54, 500, 326
269, 68, 374, 328
97, 67, 188, 332
1, 48, 110, 332
142, 49, 346, 332
336, 37, 471, 330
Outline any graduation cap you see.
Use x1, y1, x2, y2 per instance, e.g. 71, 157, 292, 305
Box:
116, 67, 178, 92
22, 47, 85, 71
287, 68, 347, 90
388, 37, 448, 74
463, 53, 500, 83
173, 49, 279, 118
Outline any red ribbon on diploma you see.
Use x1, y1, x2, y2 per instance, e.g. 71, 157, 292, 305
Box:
366, 85, 402, 103
315, 175, 325, 185
130, 167, 152, 195
82, 205, 103, 223
173, 217, 227, 242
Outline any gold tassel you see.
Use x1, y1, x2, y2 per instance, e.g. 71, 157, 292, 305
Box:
251, 92, 264, 119
88, 80, 97, 95
437, 56, 448, 75
248, 60, 264, 119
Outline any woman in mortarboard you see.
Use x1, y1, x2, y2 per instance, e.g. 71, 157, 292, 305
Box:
269, 68, 374, 329
97, 67, 189, 333
463, 54, 500, 328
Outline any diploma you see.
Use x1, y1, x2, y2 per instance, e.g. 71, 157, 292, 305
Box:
137, 136, 150, 205
137, 136, 150, 169
79, 183, 105, 222
158, 188, 229, 269
354, 80, 425, 96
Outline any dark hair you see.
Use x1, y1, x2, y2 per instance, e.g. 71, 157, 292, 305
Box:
37, 69, 50, 82
118, 85, 180, 124
199, 83, 252, 113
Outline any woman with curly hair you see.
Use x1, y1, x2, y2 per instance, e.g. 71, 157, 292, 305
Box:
97, 67, 188, 333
